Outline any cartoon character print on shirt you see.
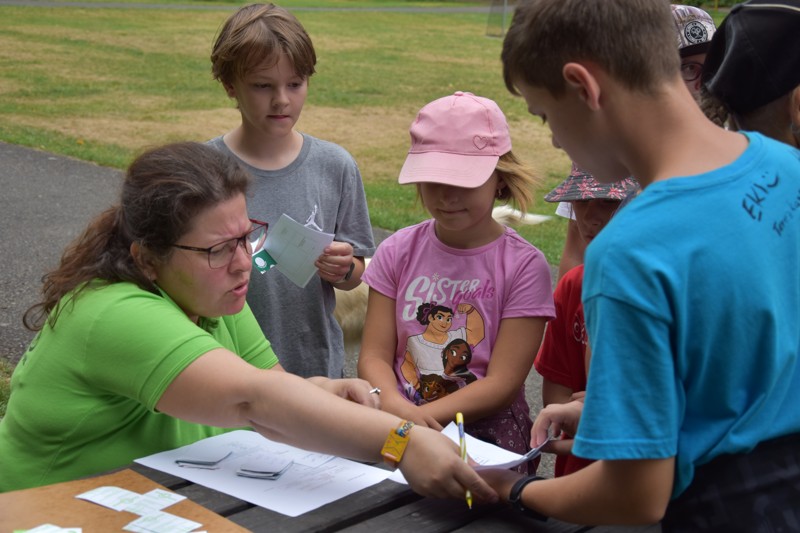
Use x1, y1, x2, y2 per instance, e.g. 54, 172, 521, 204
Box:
418, 339, 480, 402
401, 302, 484, 404
440, 338, 478, 386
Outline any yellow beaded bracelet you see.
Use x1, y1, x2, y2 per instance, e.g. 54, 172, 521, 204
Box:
381, 420, 414, 468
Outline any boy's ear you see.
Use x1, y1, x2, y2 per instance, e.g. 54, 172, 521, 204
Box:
223, 81, 237, 99
562, 62, 602, 111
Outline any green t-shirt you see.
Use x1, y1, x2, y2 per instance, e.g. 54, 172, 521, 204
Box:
0, 281, 279, 491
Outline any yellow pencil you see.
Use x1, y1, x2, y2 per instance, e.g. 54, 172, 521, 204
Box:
455, 412, 473, 509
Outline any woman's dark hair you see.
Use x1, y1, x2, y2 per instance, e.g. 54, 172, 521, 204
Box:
24, 142, 252, 331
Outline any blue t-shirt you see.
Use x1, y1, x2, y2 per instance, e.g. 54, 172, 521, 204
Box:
574, 132, 800, 498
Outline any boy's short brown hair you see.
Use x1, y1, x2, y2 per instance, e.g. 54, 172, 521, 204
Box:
501, 0, 678, 97
211, 3, 316, 86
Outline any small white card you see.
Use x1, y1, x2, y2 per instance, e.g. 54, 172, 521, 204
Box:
76, 486, 141, 511
262, 214, 334, 288
19, 525, 82, 533
122, 511, 201, 533
121, 489, 186, 516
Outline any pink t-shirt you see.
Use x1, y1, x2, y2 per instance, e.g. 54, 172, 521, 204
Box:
363, 220, 555, 404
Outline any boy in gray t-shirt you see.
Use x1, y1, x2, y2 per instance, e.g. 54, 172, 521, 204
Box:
209, 4, 374, 377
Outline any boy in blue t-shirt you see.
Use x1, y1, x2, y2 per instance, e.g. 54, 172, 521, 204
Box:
479, 0, 800, 529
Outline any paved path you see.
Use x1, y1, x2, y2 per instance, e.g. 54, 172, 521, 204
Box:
0, 143, 395, 365
0, 142, 122, 364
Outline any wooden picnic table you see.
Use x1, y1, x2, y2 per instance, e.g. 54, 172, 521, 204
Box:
0, 463, 662, 532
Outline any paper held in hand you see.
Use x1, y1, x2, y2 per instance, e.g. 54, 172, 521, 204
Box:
252, 213, 334, 288
387, 423, 555, 484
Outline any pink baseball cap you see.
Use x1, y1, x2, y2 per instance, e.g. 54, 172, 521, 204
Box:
398, 91, 512, 188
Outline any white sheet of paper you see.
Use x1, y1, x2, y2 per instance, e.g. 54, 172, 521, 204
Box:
263, 214, 334, 288
387, 422, 526, 484
473, 435, 555, 471
135, 430, 392, 517
290, 450, 335, 468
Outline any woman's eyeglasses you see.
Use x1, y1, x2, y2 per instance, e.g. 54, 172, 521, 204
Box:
172, 219, 268, 269
680, 61, 703, 83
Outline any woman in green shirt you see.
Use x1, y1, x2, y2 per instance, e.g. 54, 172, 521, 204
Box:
0, 142, 496, 506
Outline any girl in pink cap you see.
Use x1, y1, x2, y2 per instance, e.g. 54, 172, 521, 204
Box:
358, 91, 555, 474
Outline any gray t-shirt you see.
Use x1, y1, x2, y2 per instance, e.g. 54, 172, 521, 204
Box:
208, 134, 375, 378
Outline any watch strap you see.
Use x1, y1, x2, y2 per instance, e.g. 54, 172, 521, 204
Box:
334, 261, 356, 284
509, 475, 548, 521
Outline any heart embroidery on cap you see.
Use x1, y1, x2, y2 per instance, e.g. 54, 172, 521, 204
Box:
473, 135, 489, 150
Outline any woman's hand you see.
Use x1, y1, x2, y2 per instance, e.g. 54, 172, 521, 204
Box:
308, 377, 380, 409
399, 425, 498, 503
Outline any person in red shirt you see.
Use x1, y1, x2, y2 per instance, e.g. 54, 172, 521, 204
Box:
534, 164, 638, 476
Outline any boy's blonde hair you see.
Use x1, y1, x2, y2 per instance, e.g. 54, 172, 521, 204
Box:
211, 3, 316, 85
501, 0, 678, 97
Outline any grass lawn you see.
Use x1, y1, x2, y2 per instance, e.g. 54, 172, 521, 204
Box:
0, 0, 732, 264
0, 0, 574, 265
0, 0, 575, 418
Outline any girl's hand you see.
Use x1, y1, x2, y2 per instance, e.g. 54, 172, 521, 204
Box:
316, 241, 354, 283
399, 425, 498, 503
383, 394, 443, 430
308, 377, 380, 409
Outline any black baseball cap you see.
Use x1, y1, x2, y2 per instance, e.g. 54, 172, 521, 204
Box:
702, 0, 800, 115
